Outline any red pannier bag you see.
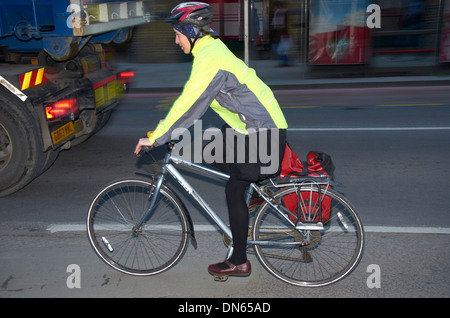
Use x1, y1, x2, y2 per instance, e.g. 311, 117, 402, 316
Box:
282, 189, 332, 223
305, 151, 335, 179
279, 144, 334, 223
279, 143, 305, 178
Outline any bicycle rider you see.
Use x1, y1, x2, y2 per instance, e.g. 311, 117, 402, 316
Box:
134, 2, 288, 279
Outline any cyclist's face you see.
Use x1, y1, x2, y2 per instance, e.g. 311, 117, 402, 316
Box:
174, 29, 191, 54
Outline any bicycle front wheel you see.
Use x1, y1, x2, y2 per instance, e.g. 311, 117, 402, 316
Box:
252, 185, 364, 287
87, 178, 190, 276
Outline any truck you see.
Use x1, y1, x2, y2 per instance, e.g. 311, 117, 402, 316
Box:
0, 0, 152, 196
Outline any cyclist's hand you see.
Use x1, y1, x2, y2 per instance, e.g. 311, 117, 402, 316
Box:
134, 137, 153, 155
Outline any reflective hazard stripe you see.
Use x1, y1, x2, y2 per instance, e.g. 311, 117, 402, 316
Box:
21, 71, 32, 90
35, 67, 45, 85
0, 75, 28, 101
19, 67, 46, 90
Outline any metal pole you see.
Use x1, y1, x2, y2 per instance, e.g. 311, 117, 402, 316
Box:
435, 0, 444, 64
31, 0, 39, 34
244, 0, 249, 65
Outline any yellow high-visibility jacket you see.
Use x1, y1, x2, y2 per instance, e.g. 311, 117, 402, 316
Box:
149, 35, 288, 147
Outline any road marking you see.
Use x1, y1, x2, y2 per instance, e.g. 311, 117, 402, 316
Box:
48, 223, 219, 233
364, 226, 450, 234
288, 127, 450, 132
279, 104, 448, 109
47, 223, 450, 234
377, 103, 445, 107
274, 86, 450, 95
281, 106, 319, 109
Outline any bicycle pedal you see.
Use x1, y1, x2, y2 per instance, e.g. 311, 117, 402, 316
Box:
213, 274, 229, 282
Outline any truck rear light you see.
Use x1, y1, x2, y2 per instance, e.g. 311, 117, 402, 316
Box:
118, 71, 135, 84
45, 98, 79, 121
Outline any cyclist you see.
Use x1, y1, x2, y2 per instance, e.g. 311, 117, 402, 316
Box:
134, 2, 288, 279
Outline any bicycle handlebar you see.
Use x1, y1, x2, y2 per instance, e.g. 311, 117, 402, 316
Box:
139, 141, 177, 157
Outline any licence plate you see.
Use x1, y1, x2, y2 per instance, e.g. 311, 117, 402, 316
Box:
51, 121, 75, 144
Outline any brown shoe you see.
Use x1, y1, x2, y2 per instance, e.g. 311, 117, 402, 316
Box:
208, 260, 251, 278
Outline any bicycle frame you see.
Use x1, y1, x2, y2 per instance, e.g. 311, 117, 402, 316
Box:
132, 145, 229, 236
134, 144, 330, 251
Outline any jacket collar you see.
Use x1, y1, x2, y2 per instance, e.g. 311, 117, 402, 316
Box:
191, 35, 214, 56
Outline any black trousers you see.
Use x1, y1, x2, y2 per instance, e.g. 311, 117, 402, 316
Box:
209, 126, 286, 265
210, 162, 251, 265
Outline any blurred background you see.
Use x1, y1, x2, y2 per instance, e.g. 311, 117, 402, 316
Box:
122, 0, 450, 79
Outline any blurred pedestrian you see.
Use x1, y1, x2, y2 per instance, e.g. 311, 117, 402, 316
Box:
271, 1, 290, 66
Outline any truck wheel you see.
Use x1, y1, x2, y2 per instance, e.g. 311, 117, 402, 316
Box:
0, 96, 46, 197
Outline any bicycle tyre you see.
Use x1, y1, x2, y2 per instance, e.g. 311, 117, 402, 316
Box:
252, 185, 364, 287
87, 178, 190, 276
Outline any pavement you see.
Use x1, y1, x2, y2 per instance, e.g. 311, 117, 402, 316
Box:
116, 58, 450, 93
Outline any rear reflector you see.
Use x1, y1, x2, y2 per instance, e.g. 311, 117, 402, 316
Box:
118, 71, 135, 84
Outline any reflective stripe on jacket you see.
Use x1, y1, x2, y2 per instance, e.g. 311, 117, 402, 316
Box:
149, 35, 288, 147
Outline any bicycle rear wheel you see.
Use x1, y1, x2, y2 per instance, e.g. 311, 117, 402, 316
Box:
87, 178, 189, 276
252, 185, 364, 287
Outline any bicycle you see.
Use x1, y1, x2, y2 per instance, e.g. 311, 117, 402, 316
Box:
87, 142, 364, 287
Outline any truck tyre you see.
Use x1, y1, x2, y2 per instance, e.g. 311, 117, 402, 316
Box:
0, 95, 46, 197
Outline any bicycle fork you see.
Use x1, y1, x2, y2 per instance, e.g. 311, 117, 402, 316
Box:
132, 173, 165, 233
132, 153, 170, 234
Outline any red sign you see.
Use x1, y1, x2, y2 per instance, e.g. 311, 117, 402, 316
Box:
309, 0, 370, 65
